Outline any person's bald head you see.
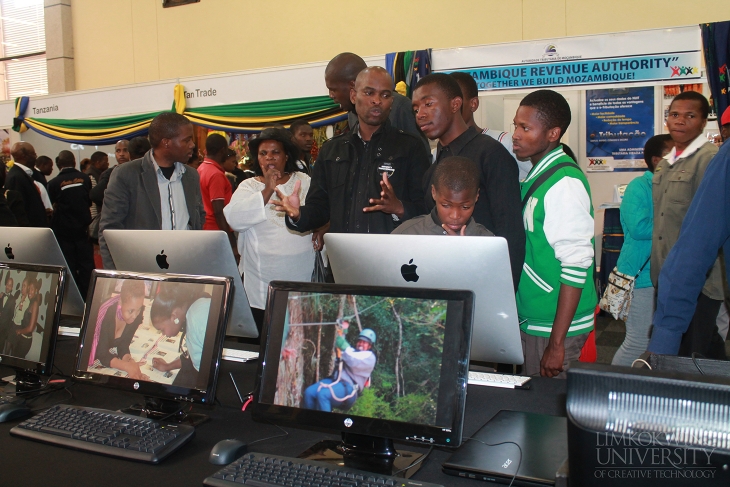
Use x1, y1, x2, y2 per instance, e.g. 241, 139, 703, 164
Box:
10, 142, 37, 167
351, 67, 394, 129
325, 52, 368, 112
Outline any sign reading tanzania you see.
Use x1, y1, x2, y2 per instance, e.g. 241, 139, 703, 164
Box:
453, 53, 700, 91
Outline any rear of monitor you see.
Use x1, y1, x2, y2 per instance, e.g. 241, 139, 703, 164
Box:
566, 363, 730, 486
324, 233, 523, 365
103, 229, 257, 339
0, 227, 85, 317
0, 262, 65, 394
252, 281, 473, 476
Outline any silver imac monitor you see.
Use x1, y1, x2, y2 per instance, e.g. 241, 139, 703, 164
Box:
0, 227, 85, 317
103, 229, 257, 338
324, 233, 523, 364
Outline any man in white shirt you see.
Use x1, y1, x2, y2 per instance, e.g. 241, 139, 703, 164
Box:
98, 112, 205, 269
450, 72, 533, 180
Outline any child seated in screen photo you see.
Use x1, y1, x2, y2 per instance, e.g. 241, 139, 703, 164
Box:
511, 89, 596, 379
303, 322, 377, 412
391, 156, 493, 236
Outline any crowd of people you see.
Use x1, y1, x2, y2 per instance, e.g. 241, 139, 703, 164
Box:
3, 51, 730, 378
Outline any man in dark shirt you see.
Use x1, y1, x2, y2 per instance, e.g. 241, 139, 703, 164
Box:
48, 150, 94, 298
275, 67, 430, 235
35, 156, 54, 179
325, 52, 429, 153
413, 73, 525, 289
90, 139, 131, 209
6, 142, 47, 227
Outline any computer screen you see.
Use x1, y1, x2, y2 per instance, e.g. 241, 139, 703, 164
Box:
73, 270, 233, 415
252, 281, 473, 473
0, 262, 65, 391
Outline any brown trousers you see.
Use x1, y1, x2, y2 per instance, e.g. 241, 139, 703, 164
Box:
520, 331, 589, 379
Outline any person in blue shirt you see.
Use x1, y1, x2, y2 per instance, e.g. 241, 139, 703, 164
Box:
611, 135, 673, 366
648, 139, 730, 357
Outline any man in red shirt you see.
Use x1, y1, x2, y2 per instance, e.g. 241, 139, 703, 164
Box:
198, 133, 238, 260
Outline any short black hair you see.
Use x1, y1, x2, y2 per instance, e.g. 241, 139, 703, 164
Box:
148, 112, 191, 148
432, 156, 480, 195
643, 134, 673, 170
35, 155, 52, 167
414, 73, 463, 101
90, 151, 107, 164
449, 72, 478, 99
326, 52, 367, 83
289, 119, 312, 135
205, 133, 228, 157
128, 136, 151, 160
56, 150, 76, 168
519, 89, 571, 138
669, 90, 710, 119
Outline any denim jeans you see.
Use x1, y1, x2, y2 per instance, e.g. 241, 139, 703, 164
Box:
611, 286, 655, 367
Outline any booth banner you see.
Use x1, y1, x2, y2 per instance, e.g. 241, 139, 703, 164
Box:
433, 26, 702, 91
585, 87, 654, 171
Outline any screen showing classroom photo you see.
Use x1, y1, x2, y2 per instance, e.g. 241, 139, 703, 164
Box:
79, 276, 224, 390
0, 267, 61, 364
272, 292, 448, 426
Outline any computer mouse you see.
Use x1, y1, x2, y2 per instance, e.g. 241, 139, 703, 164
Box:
209, 439, 248, 465
0, 402, 31, 423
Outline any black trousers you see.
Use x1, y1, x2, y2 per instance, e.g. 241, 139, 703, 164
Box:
678, 292, 727, 360
58, 237, 94, 299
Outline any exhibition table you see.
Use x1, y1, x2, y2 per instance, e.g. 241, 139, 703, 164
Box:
0, 336, 566, 487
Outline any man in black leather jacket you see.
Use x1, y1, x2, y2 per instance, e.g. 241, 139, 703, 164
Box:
276, 67, 430, 235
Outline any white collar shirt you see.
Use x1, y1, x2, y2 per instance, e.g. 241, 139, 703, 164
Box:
150, 152, 190, 230
665, 133, 708, 166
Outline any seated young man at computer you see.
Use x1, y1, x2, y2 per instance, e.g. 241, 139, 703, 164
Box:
392, 156, 493, 236
512, 90, 596, 379
303, 324, 377, 412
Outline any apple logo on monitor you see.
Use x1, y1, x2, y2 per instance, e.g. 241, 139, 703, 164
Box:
4, 244, 14, 260
156, 250, 169, 270
401, 259, 419, 282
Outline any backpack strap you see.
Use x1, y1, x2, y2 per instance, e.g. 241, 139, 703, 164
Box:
521, 161, 579, 209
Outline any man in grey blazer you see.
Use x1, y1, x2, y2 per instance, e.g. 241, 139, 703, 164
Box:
99, 112, 206, 269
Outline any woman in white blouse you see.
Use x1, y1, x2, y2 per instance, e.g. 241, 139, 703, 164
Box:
223, 128, 315, 333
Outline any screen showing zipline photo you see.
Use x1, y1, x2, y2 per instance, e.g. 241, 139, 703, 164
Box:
270, 292, 449, 426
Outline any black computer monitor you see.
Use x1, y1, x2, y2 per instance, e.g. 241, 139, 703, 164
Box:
0, 262, 65, 393
73, 270, 233, 425
567, 362, 730, 486
252, 281, 474, 475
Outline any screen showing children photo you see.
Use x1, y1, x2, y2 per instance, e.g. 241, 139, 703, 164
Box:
273, 292, 448, 426
80, 276, 223, 390
0, 267, 61, 363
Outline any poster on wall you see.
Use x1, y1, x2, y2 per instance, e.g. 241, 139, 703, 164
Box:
585, 87, 654, 172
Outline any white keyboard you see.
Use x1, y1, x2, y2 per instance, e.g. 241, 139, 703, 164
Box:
467, 371, 531, 389
221, 349, 259, 363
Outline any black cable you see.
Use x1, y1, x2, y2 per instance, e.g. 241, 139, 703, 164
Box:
463, 437, 523, 487
246, 423, 289, 447
690, 352, 706, 375
392, 446, 433, 477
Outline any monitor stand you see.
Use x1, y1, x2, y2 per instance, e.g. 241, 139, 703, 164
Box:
5, 370, 44, 395
298, 433, 426, 478
121, 396, 209, 427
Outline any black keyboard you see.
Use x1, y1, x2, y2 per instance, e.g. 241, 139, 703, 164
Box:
10, 404, 195, 463
204, 452, 444, 487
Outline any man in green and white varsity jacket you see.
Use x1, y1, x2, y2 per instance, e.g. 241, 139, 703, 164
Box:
512, 90, 597, 379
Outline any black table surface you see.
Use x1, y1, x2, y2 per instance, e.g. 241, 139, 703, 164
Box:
0, 335, 566, 487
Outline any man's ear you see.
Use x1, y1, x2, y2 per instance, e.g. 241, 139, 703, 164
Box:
349, 87, 357, 105
474, 188, 480, 204
469, 96, 480, 114
451, 96, 463, 114
431, 184, 437, 200
547, 126, 562, 143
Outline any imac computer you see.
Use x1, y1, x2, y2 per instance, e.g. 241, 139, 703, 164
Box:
252, 281, 474, 476
0, 227, 85, 317
73, 270, 233, 425
0, 262, 65, 393
325, 233, 523, 365
103, 229, 258, 338
567, 362, 730, 486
